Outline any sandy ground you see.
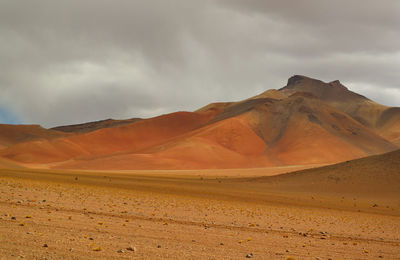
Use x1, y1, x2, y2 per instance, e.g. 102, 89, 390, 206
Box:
0, 168, 400, 260
19, 164, 325, 177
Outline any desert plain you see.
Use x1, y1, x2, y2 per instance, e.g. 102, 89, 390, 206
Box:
1, 150, 400, 260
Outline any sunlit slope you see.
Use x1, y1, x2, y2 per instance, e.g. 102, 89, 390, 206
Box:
254, 149, 400, 198
0, 75, 398, 170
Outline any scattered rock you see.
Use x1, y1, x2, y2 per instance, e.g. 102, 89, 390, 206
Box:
92, 247, 102, 251
246, 253, 254, 258
220, 242, 224, 246
43, 244, 48, 248
373, 204, 378, 207
89, 237, 94, 240
126, 246, 136, 252
11, 216, 16, 220
117, 249, 125, 253
157, 245, 162, 248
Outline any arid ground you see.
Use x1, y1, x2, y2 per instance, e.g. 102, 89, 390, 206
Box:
1, 154, 399, 259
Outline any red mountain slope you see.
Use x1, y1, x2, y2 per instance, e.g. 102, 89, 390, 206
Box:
0, 75, 398, 170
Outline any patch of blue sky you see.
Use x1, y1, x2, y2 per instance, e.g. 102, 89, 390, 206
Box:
0, 106, 21, 125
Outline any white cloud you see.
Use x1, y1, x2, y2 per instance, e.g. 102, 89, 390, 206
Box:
0, 0, 399, 127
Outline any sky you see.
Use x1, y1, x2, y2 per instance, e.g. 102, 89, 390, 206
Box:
0, 0, 399, 128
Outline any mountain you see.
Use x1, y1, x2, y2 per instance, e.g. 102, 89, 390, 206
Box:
50, 118, 142, 133
0, 75, 398, 170
0, 124, 67, 148
0, 111, 218, 165
279, 75, 400, 145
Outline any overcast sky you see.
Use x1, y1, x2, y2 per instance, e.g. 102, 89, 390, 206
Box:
0, 0, 399, 127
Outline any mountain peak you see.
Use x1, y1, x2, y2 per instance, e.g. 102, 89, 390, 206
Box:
280, 75, 369, 104
286, 75, 309, 86
329, 80, 348, 90
329, 80, 341, 85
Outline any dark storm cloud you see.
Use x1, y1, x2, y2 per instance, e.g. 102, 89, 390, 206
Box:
0, 0, 399, 127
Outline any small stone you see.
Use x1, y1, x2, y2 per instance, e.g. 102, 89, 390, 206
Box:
42, 200, 46, 202
126, 246, 136, 252
11, 216, 16, 220
157, 245, 162, 248
220, 242, 224, 245
246, 253, 254, 258
117, 249, 125, 253
93, 247, 102, 251
89, 237, 94, 240
43, 244, 48, 248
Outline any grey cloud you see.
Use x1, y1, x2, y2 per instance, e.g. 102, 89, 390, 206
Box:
0, 0, 399, 127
